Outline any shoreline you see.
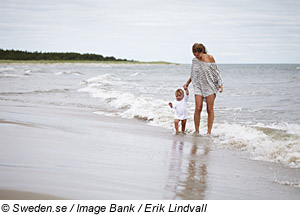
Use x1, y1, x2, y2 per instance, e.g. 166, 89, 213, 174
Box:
0, 101, 300, 199
0, 60, 178, 65
2, 60, 298, 66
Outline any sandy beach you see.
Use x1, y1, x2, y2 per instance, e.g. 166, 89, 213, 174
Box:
1, 101, 300, 200
1, 0, 300, 202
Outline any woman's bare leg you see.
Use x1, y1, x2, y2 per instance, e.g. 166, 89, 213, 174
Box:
206, 94, 216, 134
194, 95, 203, 133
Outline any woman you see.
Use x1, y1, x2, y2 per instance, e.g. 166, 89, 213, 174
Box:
184, 43, 223, 134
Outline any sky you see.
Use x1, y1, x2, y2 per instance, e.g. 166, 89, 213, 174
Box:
1, 0, 300, 64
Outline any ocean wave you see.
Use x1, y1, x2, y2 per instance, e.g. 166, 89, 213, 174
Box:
0, 89, 70, 95
78, 73, 176, 125
78, 73, 300, 169
213, 122, 300, 168
274, 179, 300, 188
88, 74, 120, 82
0, 73, 26, 78
130, 72, 140, 77
0, 67, 15, 72
0, 68, 43, 77
23, 69, 44, 75
55, 71, 82, 76
24, 70, 32, 75
79, 73, 123, 86
79, 80, 173, 120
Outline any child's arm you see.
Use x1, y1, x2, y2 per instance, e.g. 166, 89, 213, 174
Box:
168, 102, 173, 108
185, 88, 189, 96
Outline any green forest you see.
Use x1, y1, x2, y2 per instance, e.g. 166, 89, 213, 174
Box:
0, 49, 132, 62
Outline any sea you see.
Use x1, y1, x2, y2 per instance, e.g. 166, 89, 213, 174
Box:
1, 63, 300, 169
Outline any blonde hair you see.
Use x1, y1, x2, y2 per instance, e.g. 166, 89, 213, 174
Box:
175, 89, 184, 96
192, 43, 207, 54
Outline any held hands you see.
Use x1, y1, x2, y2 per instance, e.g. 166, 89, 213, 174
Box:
183, 83, 189, 95
218, 85, 223, 93
168, 102, 173, 108
184, 78, 191, 90
183, 83, 189, 90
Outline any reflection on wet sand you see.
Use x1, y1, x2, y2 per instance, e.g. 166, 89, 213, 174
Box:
165, 136, 210, 199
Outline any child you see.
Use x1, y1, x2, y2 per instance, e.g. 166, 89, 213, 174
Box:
169, 88, 189, 134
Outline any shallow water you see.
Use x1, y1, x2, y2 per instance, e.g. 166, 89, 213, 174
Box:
0, 63, 300, 169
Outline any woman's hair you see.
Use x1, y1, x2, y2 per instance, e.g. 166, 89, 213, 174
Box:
192, 43, 207, 54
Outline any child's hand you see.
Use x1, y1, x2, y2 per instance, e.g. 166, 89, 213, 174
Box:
168, 102, 173, 108
218, 85, 223, 93
183, 84, 188, 90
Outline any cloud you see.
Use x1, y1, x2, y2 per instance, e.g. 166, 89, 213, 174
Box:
0, 0, 299, 63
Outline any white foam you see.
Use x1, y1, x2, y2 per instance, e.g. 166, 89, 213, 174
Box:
83, 74, 122, 85
78, 73, 300, 169
80, 81, 174, 121
213, 122, 300, 168
130, 72, 140, 77
0, 67, 15, 72
55, 71, 82, 76
0, 73, 25, 78
274, 179, 300, 188
261, 122, 300, 136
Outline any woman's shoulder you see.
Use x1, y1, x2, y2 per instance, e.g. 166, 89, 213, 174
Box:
203, 54, 215, 63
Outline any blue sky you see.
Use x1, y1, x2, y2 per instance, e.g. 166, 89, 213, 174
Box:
1, 0, 300, 63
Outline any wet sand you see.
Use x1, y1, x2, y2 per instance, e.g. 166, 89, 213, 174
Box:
0, 189, 64, 200
0, 101, 300, 199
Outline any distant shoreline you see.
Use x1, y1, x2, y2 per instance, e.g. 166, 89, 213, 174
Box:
0, 60, 178, 65
0, 49, 178, 65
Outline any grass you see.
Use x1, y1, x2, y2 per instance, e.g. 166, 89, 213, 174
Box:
0, 60, 178, 65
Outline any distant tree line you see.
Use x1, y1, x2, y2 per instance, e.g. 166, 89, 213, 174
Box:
0, 49, 132, 62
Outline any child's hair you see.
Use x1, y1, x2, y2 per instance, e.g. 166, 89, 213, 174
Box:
175, 89, 184, 96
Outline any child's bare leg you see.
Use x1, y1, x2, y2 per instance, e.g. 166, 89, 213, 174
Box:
181, 119, 187, 133
174, 119, 180, 134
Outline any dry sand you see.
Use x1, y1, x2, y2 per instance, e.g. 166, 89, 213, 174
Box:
0, 101, 300, 199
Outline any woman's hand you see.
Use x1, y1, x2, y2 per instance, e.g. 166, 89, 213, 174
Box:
184, 78, 191, 90
218, 85, 223, 93
183, 83, 189, 90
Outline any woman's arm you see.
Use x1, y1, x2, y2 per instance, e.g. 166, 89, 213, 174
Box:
183, 77, 191, 90
210, 55, 223, 93
184, 58, 196, 90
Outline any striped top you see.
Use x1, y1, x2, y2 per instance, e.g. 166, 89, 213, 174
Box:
190, 58, 223, 98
